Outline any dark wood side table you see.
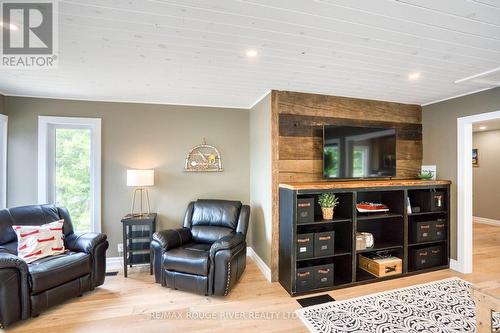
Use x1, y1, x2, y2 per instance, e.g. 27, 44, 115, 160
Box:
121, 213, 157, 278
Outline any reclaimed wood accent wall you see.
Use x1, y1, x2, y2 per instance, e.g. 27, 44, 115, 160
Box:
270, 90, 422, 281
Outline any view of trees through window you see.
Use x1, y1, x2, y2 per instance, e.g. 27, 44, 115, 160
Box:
55, 128, 92, 233
324, 145, 367, 178
323, 146, 339, 177
352, 148, 366, 177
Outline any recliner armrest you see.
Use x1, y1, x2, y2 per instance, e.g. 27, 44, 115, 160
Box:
152, 228, 192, 251
0, 252, 30, 323
209, 233, 245, 258
0, 251, 27, 272
65, 232, 108, 254
64, 233, 109, 289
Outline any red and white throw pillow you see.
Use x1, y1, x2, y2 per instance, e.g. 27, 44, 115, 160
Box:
13, 220, 65, 263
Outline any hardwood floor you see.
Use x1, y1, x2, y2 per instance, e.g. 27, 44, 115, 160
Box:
6, 223, 500, 333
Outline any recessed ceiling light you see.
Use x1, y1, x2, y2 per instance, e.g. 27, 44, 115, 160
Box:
0, 21, 19, 31
246, 49, 258, 58
408, 72, 421, 81
479, 126, 487, 130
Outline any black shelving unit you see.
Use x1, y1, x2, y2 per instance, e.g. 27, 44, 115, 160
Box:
279, 182, 450, 296
121, 213, 157, 278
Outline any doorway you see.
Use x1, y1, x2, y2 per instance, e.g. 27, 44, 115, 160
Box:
456, 110, 500, 273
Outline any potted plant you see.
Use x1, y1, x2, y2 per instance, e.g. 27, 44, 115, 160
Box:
318, 193, 339, 220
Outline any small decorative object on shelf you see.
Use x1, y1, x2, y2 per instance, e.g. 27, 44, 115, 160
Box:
318, 193, 339, 220
356, 232, 374, 250
417, 170, 434, 180
420, 165, 437, 180
356, 202, 389, 213
184, 138, 223, 172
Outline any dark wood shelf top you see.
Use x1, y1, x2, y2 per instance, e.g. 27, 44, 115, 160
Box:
356, 268, 403, 282
357, 213, 403, 221
408, 239, 447, 247
356, 244, 403, 254
408, 211, 447, 216
280, 179, 451, 190
296, 251, 351, 262
127, 249, 150, 253
297, 217, 352, 226
128, 231, 151, 238
408, 264, 449, 274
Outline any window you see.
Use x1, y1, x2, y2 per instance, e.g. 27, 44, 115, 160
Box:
352, 146, 369, 178
0, 114, 7, 209
38, 117, 101, 233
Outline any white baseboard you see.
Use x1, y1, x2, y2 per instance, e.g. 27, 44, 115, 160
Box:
473, 216, 500, 226
449, 259, 461, 272
247, 247, 272, 282
107, 249, 273, 283
106, 256, 122, 271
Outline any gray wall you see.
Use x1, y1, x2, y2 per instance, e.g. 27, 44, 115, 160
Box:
249, 93, 272, 267
0, 94, 4, 114
4, 96, 249, 257
473, 129, 500, 220
422, 86, 500, 259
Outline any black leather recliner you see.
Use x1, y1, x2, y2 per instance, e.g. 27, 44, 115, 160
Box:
151, 200, 250, 296
0, 205, 109, 327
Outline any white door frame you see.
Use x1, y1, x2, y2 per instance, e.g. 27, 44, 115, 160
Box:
0, 114, 7, 209
456, 110, 500, 273
38, 116, 102, 232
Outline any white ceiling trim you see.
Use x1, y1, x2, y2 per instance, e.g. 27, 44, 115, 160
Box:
2, 86, 498, 110
454, 66, 500, 83
0, 92, 248, 110
421, 86, 496, 106
249, 90, 271, 109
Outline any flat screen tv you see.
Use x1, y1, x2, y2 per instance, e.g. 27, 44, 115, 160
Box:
323, 125, 396, 179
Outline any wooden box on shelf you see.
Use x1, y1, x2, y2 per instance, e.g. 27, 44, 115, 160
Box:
358, 254, 402, 278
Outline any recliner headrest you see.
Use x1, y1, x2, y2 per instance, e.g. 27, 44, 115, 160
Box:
191, 200, 242, 230
0, 205, 74, 246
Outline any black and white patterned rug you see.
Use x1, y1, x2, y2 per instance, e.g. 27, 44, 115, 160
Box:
296, 278, 500, 333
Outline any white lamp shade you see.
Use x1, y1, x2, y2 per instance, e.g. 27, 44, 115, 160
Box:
127, 169, 155, 187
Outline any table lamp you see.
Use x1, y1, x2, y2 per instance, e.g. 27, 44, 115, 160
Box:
127, 169, 154, 217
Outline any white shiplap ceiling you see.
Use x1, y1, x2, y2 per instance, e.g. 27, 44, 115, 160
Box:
1, 0, 500, 108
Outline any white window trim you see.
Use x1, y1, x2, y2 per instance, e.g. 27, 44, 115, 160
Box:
0, 114, 7, 209
38, 116, 102, 233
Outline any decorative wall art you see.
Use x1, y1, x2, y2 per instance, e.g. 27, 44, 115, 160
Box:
472, 148, 478, 166
184, 139, 223, 172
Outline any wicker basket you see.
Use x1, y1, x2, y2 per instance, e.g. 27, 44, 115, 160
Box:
321, 207, 334, 220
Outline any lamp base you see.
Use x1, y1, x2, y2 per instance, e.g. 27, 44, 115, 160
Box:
130, 188, 151, 217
